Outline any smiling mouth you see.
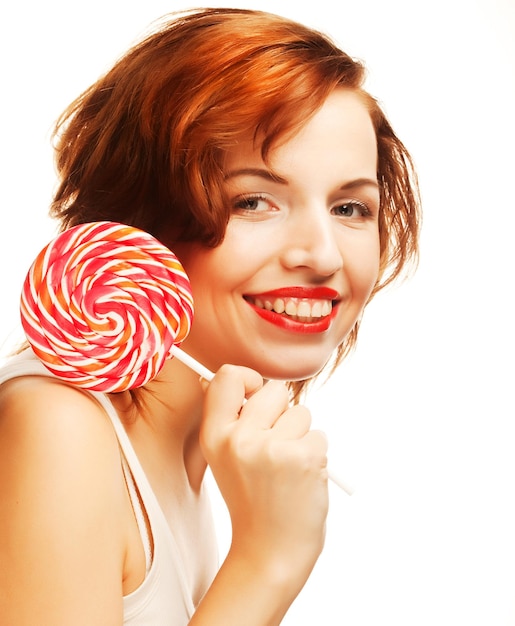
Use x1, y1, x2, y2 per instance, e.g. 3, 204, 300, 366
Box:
245, 296, 333, 323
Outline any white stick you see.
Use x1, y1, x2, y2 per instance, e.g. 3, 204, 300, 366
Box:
171, 345, 215, 382
326, 463, 354, 496
171, 345, 353, 495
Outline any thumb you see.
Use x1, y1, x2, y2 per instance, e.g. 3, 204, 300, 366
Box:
200, 364, 263, 443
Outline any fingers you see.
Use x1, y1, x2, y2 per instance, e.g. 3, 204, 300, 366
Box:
239, 380, 290, 430
200, 365, 327, 474
269, 403, 311, 439
302, 429, 329, 467
271, 429, 329, 473
200, 364, 263, 439
202, 366, 315, 438
203, 367, 291, 429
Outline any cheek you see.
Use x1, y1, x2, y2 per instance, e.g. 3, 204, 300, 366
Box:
189, 227, 266, 288
345, 236, 381, 296
182, 245, 249, 301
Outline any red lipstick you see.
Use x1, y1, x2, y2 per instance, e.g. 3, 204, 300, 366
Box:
251, 286, 340, 300
244, 286, 341, 334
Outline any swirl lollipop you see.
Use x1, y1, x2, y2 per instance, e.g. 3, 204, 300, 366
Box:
20, 221, 194, 392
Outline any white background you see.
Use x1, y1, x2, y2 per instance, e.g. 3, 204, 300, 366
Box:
1, 1, 514, 624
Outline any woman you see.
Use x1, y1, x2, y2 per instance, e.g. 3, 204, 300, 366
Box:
0, 8, 420, 625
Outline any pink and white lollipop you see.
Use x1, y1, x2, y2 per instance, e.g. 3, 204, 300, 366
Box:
20, 221, 194, 392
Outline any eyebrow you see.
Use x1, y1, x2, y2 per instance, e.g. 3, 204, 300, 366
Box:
224, 167, 379, 191
340, 177, 380, 191
224, 167, 288, 184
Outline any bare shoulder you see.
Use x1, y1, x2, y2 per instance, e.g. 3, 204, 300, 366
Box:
0, 375, 124, 485
0, 376, 129, 623
0, 374, 126, 522
0, 374, 119, 454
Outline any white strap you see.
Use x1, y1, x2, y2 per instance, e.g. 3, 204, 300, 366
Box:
121, 455, 153, 575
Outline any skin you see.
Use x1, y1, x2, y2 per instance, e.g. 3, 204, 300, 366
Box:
0, 88, 380, 625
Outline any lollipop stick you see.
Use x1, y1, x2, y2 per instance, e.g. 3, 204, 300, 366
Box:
326, 463, 354, 495
171, 345, 215, 382
170, 345, 353, 495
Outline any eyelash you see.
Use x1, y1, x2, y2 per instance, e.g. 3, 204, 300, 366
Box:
232, 194, 373, 218
232, 194, 272, 212
332, 200, 373, 218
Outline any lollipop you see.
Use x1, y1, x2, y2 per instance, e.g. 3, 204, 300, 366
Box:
20, 221, 194, 392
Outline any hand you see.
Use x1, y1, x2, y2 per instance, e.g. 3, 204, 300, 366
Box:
200, 365, 329, 589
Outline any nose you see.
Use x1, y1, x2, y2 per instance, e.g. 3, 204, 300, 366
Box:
281, 205, 343, 277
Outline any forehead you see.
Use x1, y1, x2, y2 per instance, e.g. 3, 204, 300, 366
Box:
224, 89, 377, 177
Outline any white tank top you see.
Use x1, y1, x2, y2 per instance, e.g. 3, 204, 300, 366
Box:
0, 349, 210, 625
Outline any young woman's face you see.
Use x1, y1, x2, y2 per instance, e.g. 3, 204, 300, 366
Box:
175, 89, 380, 381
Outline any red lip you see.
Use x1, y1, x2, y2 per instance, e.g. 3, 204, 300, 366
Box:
244, 286, 341, 335
249, 286, 340, 300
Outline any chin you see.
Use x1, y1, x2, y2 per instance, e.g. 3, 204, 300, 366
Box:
255, 358, 329, 383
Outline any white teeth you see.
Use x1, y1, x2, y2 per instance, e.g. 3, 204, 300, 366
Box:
251, 297, 333, 320
285, 300, 297, 316
296, 301, 311, 317
311, 301, 322, 317
274, 298, 285, 314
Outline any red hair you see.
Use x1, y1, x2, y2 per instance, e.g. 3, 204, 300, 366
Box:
50, 8, 421, 397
